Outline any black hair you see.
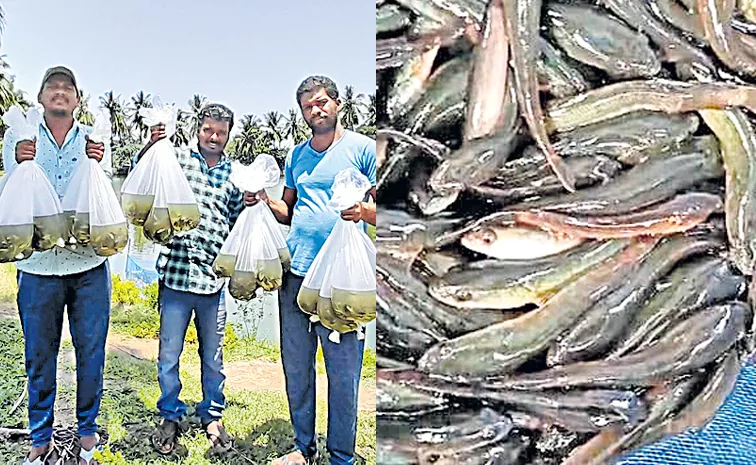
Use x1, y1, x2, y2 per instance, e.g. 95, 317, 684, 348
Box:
198, 103, 234, 132
295, 75, 339, 107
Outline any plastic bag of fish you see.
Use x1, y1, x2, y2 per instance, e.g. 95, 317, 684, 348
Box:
297, 168, 376, 343
119, 96, 200, 245
213, 154, 290, 299
0, 106, 67, 262
60, 111, 128, 256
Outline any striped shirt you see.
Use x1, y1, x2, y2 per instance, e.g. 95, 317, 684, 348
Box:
131, 141, 244, 294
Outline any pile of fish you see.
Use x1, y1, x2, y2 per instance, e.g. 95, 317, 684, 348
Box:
376, 0, 756, 463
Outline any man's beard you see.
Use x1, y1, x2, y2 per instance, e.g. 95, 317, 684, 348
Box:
308, 114, 337, 134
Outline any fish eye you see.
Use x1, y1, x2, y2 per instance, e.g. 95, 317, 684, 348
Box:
455, 289, 473, 301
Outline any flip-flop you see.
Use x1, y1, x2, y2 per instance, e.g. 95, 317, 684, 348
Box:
151, 420, 180, 455
78, 433, 102, 465
273, 450, 319, 465
203, 421, 234, 453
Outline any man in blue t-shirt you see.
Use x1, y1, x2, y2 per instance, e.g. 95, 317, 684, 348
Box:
245, 75, 376, 465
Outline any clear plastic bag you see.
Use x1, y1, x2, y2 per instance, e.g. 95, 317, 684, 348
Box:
120, 97, 199, 244
61, 111, 128, 256
0, 106, 66, 259
216, 154, 290, 294
298, 168, 375, 343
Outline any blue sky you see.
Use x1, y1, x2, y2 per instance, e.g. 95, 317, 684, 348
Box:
0, 0, 375, 132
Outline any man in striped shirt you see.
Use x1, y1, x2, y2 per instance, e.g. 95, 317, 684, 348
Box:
131, 103, 243, 455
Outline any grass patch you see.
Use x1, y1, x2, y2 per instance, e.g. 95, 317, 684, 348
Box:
0, 263, 17, 302
0, 318, 376, 464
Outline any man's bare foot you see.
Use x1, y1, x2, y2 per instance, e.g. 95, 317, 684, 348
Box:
26, 444, 50, 462
79, 435, 99, 465
271, 450, 311, 465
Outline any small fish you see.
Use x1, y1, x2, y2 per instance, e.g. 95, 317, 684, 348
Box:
699, 109, 756, 275
609, 256, 746, 359
546, 79, 756, 134
504, 0, 576, 191
537, 37, 589, 98
461, 221, 585, 260
429, 239, 630, 310
545, 3, 661, 79
547, 234, 723, 366
513, 193, 723, 239
696, 0, 756, 77
388, 45, 441, 122
377, 370, 448, 417
419, 239, 655, 376
377, 3, 412, 35
484, 302, 747, 390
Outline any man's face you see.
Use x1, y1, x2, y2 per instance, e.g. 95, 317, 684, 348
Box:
197, 118, 230, 156
38, 74, 79, 117
299, 88, 340, 134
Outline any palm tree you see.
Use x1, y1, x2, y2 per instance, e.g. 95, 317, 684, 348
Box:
187, 94, 207, 132
171, 109, 192, 148
283, 109, 310, 145
263, 111, 283, 150
74, 90, 95, 126
365, 93, 376, 126
340, 85, 365, 131
129, 91, 152, 141
100, 91, 130, 144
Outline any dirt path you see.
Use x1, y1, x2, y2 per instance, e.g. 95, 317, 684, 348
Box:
0, 302, 376, 412
107, 333, 376, 412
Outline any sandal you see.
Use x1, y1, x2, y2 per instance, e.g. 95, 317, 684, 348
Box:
79, 433, 102, 465
151, 419, 180, 455
22, 441, 59, 465
203, 420, 233, 453
271, 449, 319, 465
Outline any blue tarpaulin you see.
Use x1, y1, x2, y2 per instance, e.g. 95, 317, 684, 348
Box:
617, 359, 756, 465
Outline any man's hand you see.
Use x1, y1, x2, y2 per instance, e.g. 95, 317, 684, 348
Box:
341, 202, 366, 222
244, 189, 269, 207
150, 124, 167, 143
85, 135, 106, 162
15, 139, 36, 163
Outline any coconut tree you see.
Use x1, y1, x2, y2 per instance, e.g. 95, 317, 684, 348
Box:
186, 94, 208, 132
171, 109, 192, 148
340, 85, 365, 131
100, 91, 130, 144
129, 90, 152, 140
283, 108, 310, 145
263, 111, 284, 150
74, 90, 95, 126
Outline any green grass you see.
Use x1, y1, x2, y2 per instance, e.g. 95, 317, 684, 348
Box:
0, 262, 17, 302
0, 318, 376, 465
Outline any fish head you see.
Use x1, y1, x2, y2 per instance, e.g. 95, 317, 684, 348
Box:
460, 226, 498, 254
428, 277, 476, 308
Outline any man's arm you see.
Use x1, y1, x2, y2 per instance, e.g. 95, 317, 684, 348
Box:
340, 187, 376, 226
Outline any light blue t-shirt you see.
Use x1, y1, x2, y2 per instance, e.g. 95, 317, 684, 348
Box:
285, 130, 376, 276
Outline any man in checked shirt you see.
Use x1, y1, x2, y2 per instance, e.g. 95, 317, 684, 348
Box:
131, 103, 243, 455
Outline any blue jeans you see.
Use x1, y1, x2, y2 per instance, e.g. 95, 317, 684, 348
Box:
278, 273, 365, 465
156, 283, 226, 423
17, 262, 111, 448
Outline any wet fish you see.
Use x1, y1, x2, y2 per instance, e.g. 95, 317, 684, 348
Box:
378, 208, 467, 259
584, 374, 703, 465
545, 3, 661, 79
378, 36, 424, 70
429, 239, 631, 310
508, 137, 723, 216
388, 45, 441, 122
379, 251, 515, 337
537, 37, 589, 98
460, 220, 585, 260
696, 0, 756, 77
378, 370, 449, 417
418, 239, 655, 376
503, 0, 576, 191
548, 234, 723, 366
426, 106, 522, 215
483, 302, 748, 390
402, 55, 472, 137
470, 154, 622, 206
518, 112, 700, 166
463, 0, 510, 141
415, 408, 514, 465
378, 3, 412, 35
597, 0, 717, 80
609, 257, 746, 359
396, 0, 486, 30
700, 109, 756, 275
513, 192, 723, 239
601, 350, 743, 464
545, 79, 756, 134
415, 248, 471, 279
